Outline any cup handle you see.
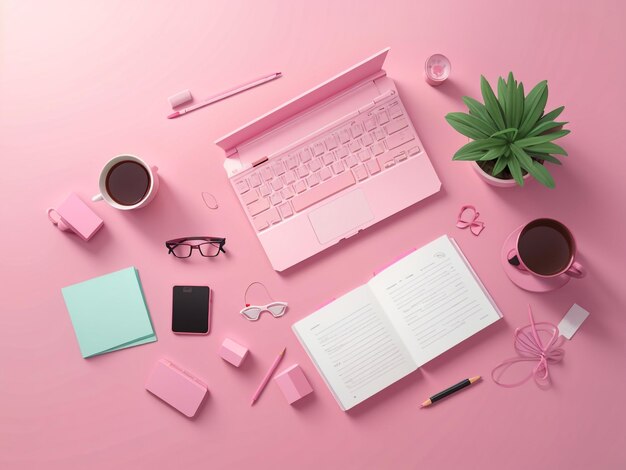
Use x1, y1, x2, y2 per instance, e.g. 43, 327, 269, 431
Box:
566, 261, 586, 278
507, 249, 524, 269
151, 166, 159, 173
92, 193, 104, 202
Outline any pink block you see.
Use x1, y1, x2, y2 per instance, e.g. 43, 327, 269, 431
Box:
274, 364, 313, 404
48, 193, 104, 241
218, 338, 249, 367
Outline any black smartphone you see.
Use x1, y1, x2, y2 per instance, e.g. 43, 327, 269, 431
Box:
172, 286, 211, 334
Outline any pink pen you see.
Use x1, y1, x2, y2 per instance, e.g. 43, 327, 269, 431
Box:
168, 72, 282, 119
251, 347, 286, 405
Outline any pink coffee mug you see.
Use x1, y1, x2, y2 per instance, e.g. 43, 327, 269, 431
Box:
508, 218, 585, 279
92, 154, 159, 210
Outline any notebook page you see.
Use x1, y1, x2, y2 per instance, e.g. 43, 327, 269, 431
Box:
368, 235, 501, 367
292, 284, 415, 410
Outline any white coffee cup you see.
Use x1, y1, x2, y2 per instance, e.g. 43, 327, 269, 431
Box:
92, 154, 159, 210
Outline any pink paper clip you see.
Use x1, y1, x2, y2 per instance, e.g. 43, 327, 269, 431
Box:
456, 205, 485, 236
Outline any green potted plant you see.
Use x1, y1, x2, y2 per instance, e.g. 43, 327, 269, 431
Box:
445, 72, 569, 188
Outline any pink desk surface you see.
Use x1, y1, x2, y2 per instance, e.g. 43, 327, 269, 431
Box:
2, 1, 625, 469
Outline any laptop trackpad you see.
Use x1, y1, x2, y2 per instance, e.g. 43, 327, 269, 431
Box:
308, 189, 374, 244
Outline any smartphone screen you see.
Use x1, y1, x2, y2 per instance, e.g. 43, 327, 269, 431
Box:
172, 286, 210, 334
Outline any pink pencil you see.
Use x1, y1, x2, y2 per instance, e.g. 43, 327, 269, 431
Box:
251, 347, 286, 405
167, 72, 282, 119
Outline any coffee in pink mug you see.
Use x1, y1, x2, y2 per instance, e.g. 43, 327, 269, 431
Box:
507, 218, 585, 279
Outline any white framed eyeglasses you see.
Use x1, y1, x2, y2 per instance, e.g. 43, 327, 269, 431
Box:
240, 302, 288, 321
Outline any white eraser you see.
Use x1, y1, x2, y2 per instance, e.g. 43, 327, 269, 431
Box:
168, 89, 192, 108
558, 304, 590, 339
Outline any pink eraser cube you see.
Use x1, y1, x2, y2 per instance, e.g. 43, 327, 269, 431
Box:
145, 359, 208, 418
274, 364, 313, 405
168, 89, 192, 108
218, 338, 249, 367
49, 193, 103, 241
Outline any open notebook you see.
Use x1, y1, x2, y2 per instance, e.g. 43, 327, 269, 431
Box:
292, 235, 501, 410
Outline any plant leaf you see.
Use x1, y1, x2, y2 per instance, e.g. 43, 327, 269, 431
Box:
445, 112, 493, 139
514, 81, 525, 129
505, 73, 516, 127
463, 96, 498, 129
538, 106, 564, 125
515, 129, 570, 148
518, 80, 548, 137
510, 143, 535, 169
497, 77, 507, 115
492, 156, 509, 176
453, 138, 509, 159
525, 142, 568, 156
479, 146, 507, 161
527, 120, 567, 137
481, 75, 506, 130
452, 151, 486, 161
527, 161, 555, 188
507, 158, 524, 186
490, 127, 518, 139
530, 153, 562, 165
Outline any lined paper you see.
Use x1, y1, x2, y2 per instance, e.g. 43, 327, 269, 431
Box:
292, 285, 414, 410
370, 236, 501, 366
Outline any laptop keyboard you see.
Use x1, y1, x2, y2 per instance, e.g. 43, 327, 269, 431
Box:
232, 99, 422, 232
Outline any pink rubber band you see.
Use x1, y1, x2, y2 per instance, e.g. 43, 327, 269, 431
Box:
492, 305, 565, 388
456, 205, 485, 236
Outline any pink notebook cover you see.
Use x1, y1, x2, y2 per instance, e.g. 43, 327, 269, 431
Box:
145, 359, 208, 418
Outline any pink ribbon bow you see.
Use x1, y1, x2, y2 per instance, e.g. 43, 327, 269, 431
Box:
456, 205, 485, 236
492, 305, 565, 388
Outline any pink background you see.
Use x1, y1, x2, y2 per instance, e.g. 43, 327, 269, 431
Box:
2, 1, 625, 468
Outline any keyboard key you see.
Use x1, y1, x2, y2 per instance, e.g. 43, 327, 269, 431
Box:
386, 130, 415, 150
241, 189, 258, 205
348, 141, 361, 153
376, 110, 389, 124
353, 165, 368, 181
278, 202, 293, 219
394, 152, 408, 163
346, 155, 359, 168
331, 161, 344, 174
270, 178, 283, 191
374, 128, 386, 141
259, 184, 271, 197
350, 123, 363, 138
322, 153, 334, 165
270, 193, 282, 206
281, 186, 294, 199
306, 173, 320, 187
358, 151, 370, 162
371, 142, 385, 156
271, 161, 285, 176
363, 116, 377, 131
253, 215, 269, 231
366, 159, 381, 175
308, 158, 322, 172
248, 197, 270, 216
338, 128, 351, 144
296, 166, 309, 178
361, 133, 374, 146
249, 173, 262, 188
336, 146, 349, 159
235, 179, 249, 194
286, 154, 299, 169
312, 142, 325, 157
300, 148, 313, 162
388, 102, 403, 118
377, 153, 395, 168
261, 167, 273, 181
319, 167, 332, 181
292, 171, 356, 212
408, 146, 421, 156
294, 180, 307, 193
266, 207, 281, 225
324, 134, 338, 150
385, 117, 408, 135
283, 170, 296, 184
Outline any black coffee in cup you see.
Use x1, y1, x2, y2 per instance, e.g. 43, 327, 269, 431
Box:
105, 160, 151, 206
517, 219, 573, 276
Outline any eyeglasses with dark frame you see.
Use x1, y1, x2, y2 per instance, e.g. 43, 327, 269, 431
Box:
165, 237, 226, 258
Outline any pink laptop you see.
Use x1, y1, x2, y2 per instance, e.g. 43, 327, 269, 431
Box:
215, 48, 441, 271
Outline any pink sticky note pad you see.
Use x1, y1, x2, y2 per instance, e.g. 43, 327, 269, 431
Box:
49, 193, 103, 241
145, 359, 208, 418
274, 364, 313, 405
218, 338, 249, 367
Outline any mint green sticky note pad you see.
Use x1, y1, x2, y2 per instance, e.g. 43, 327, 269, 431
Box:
62, 267, 157, 358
